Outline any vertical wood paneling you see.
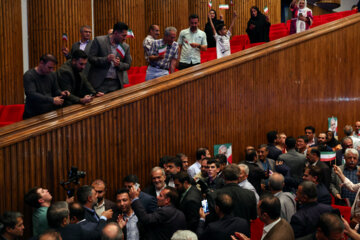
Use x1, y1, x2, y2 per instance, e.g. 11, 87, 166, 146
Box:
145, 0, 189, 40
27, 0, 92, 69
1, 11, 360, 239
0, 0, 24, 105
93, 0, 146, 67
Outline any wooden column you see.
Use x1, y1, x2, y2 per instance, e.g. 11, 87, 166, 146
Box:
0, 0, 24, 105
145, 0, 189, 39
27, 0, 92, 69
94, 0, 146, 67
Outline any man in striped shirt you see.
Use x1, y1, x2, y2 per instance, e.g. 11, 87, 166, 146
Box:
145, 27, 179, 81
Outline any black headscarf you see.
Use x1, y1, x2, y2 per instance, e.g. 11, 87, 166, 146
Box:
246, 6, 271, 43
326, 131, 341, 148
205, 9, 224, 48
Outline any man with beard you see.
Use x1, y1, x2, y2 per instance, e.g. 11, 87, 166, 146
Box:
0, 212, 25, 240
177, 14, 207, 70
88, 22, 132, 93
173, 172, 202, 232
164, 157, 182, 187
91, 179, 116, 217
76, 185, 113, 224
177, 153, 189, 172
57, 50, 104, 107
113, 189, 140, 240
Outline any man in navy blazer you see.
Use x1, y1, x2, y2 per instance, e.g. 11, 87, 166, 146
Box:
290, 181, 334, 239
123, 174, 158, 213
129, 186, 186, 240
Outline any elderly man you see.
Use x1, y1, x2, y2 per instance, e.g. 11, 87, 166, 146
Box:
177, 14, 207, 70
146, 27, 179, 80
88, 21, 131, 93
143, 24, 160, 63
344, 125, 360, 150
335, 137, 360, 166
269, 173, 296, 222
144, 167, 167, 198
331, 148, 360, 204
238, 164, 259, 203
23, 54, 70, 119
334, 150, 360, 219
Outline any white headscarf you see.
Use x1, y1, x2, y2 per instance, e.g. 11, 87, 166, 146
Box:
296, 0, 312, 33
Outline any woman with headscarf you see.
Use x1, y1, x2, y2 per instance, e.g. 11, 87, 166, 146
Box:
326, 130, 342, 151
246, 6, 271, 44
289, 0, 313, 34
204, 9, 224, 48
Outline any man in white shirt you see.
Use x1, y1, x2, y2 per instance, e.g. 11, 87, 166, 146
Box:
238, 164, 259, 203
177, 14, 207, 70
188, 148, 210, 178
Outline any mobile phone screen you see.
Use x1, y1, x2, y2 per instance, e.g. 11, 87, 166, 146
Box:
202, 200, 209, 213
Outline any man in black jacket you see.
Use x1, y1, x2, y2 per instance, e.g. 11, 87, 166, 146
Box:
197, 193, 249, 240
206, 164, 257, 228
129, 186, 186, 240
173, 172, 202, 232
57, 50, 104, 106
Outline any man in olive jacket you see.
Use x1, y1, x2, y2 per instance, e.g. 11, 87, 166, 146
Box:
57, 50, 104, 106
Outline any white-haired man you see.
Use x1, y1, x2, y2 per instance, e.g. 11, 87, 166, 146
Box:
238, 164, 259, 203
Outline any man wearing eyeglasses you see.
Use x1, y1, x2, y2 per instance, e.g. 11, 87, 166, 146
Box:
92, 179, 116, 217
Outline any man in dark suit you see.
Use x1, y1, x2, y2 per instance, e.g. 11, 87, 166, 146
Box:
197, 193, 249, 240
307, 148, 331, 189
47, 201, 85, 240
258, 195, 295, 240
129, 186, 186, 240
88, 21, 132, 93
69, 202, 103, 240
62, 25, 93, 76
123, 174, 158, 213
335, 137, 360, 166
76, 185, 113, 224
91, 179, 116, 217
290, 181, 334, 239
62, 25, 93, 59
173, 172, 202, 232
143, 166, 167, 198
206, 164, 257, 228
57, 50, 104, 107
266, 131, 283, 160
303, 166, 332, 205
305, 126, 318, 147
243, 150, 267, 195
278, 137, 306, 181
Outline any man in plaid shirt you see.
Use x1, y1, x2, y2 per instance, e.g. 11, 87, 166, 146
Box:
145, 27, 178, 81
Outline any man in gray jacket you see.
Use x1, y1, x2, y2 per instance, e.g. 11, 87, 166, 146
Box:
88, 22, 132, 93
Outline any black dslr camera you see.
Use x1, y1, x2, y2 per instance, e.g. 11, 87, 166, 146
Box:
60, 166, 86, 197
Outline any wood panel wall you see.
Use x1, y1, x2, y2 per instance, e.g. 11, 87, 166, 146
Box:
27, 0, 92, 69
1, 15, 360, 237
145, 0, 189, 41
0, 0, 24, 105
93, 0, 146, 67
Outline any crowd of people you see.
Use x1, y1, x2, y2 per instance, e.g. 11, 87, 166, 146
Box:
22, 0, 316, 120
4, 121, 360, 240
